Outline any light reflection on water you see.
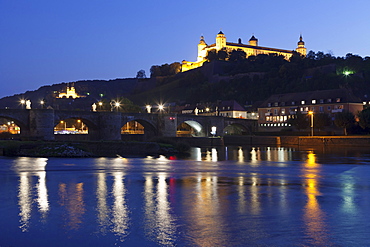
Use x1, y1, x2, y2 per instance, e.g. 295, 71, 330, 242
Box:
2, 146, 370, 246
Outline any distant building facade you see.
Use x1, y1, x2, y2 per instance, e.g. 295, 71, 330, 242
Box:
57, 85, 82, 99
180, 100, 258, 120
258, 89, 364, 130
182, 31, 306, 72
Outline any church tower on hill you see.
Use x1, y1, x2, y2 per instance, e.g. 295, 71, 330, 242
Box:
182, 31, 307, 72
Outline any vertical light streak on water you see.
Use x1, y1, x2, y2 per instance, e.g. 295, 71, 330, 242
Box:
189, 173, 226, 246
111, 171, 129, 239
211, 148, 218, 162
18, 171, 31, 232
144, 172, 177, 245
302, 151, 331, 245
58, 182, 86, 230
249, 175, 261, 215
35, 158, 49, 218
237, 176, 247, 213
155, 173, 176, 245
266, 147, 272, 161
143, 175, 156, 237
341, 176, 357, 213
96, 172, 109, 233
194, 147, 202, 161
237, 147, 244, 163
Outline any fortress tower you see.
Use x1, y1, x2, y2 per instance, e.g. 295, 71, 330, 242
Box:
182, 31, 307, 72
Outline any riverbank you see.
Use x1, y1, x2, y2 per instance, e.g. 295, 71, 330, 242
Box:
0, 140, 188, 157
222, 135, 370, 146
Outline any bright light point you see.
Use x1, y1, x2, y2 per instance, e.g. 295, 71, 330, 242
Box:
343, 71, 352, 76
20, 100, 25, 104
98, 102, 103, 106
206, 107, 210, 112
158, 104, 164, 110
115, 102, 120, 107
308, 111, 313, 115
40, 100, 44, 104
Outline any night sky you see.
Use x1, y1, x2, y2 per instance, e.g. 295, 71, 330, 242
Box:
1, 0, 370, 98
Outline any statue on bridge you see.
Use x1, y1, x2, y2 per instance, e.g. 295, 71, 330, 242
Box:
26, 100, 31, 109
92, 103, 97, 112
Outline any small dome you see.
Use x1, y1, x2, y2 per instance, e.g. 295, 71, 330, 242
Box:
298, 35, 305, 46
218, 31, 224, 35
249, 35, 258, 41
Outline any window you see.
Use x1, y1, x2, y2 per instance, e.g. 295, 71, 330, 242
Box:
327, 99, 332, 103
301, 100, 305, 105
274, 102, 278, 106
312, 99, 316, 104
267, 103, 271, 107
327, 106, 331, 110
336, 98, 341, 102
274, 109, 278, 115
281, 108, 285, 115
291, 101, 295, 105
281, 102, 285, 106
319, 106, 324, 112
319, 99, 324, 103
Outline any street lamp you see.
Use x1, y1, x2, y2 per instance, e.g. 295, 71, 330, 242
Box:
98, 102, 103, 111
40, 100, 45, 109
20, 99, 26, 109
308, 111, 314, 136
115, 102, 120, 112
158, 104, 164, 113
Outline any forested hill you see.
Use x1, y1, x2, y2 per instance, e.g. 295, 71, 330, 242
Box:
1, 51, 369, 110
129, 52, 370, 106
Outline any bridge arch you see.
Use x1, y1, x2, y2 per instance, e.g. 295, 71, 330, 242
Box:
54, 113, 99, 140
223, 123, 252, 135
121, 118, 157, 140
177, 120, 205, 137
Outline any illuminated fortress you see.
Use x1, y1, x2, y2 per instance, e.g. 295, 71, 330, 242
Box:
182, 31, 306, 72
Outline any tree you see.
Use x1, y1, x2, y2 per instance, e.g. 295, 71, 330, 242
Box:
358, 108, 370, 130
314, 113, 331, 131
334, 111, 355, 136
287, 111, 309, 130
136, 70, 146, 79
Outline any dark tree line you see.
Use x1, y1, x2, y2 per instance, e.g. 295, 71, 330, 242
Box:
150, 62, 181, 77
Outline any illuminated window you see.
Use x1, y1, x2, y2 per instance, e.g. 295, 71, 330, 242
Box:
312, 99, 316, 104
301, 100, 305, 105
336, 98, 341, 102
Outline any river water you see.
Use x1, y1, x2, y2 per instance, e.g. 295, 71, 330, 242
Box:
1, 146, 370, 246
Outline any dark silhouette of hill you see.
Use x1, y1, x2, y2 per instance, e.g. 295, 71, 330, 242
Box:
129, 52, 370, 106
1, 51, 370, 110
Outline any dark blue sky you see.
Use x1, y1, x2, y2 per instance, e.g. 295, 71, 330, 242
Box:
1, 0, 370, 98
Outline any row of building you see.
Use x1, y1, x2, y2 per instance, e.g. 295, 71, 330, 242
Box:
177, 88, 366, 131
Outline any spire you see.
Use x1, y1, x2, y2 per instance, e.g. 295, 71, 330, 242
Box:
298, 34, 305, 46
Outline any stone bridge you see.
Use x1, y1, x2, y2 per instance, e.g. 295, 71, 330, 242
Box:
0, 109, 257, 141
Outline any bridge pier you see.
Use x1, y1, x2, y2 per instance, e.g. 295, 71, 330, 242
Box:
85, 112, 121, 141
28, 109, 55, 140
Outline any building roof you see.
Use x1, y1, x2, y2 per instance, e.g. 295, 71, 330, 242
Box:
218, 100, 246, 111
226, 42, 294, 54
260, 89, 362, 108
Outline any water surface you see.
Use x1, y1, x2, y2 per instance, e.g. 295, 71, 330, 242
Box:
1, 146, 370, 246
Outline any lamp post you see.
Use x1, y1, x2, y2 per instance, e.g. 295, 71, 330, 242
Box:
98, 102, 103, 111
20, 99, 26, 109
40, 100, 45, 109
308, 111, 314, 136
158, 104, 164, 113
115, 102, 120, 112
